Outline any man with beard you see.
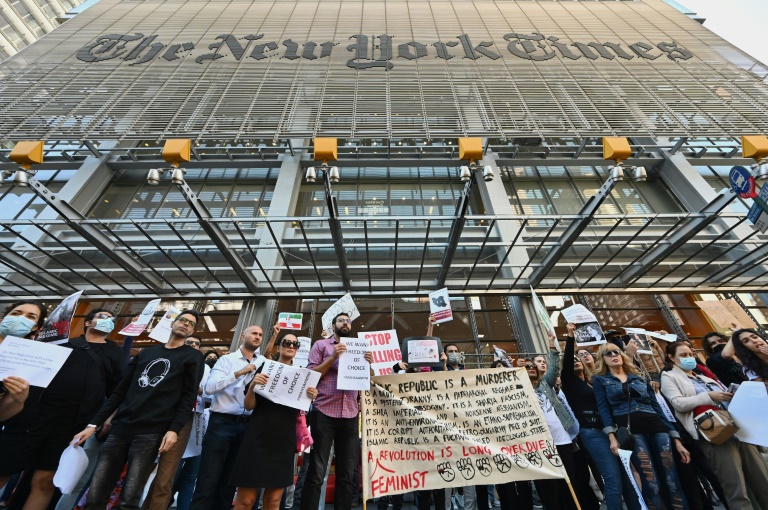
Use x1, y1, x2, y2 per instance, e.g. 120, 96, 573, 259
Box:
300, 313, 373, 510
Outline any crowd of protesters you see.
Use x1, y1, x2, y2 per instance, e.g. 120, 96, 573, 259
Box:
1, 299, 767, 510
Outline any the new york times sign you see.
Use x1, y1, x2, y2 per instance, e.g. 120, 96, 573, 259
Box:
76, 32, 694, 68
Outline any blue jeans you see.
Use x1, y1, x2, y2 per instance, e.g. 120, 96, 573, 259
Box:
579, 428, 641, 510
190, 414, 249, 510
631, 433, 688, 510
84, 433, 162, 510
172, 455, 201, 510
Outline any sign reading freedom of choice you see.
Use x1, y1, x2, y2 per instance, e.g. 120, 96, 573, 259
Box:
361, 369, 565, 499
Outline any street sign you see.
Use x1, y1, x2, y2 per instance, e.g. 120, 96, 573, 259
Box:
729, 166, 757, 198
747, 185, 768, 233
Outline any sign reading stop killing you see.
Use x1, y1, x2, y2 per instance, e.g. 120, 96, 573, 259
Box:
362, 330, 403, 375
361, 368, 565, 499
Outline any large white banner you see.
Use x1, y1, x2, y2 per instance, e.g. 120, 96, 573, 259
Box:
252, 357, 321, 412
362, 368, 565, 499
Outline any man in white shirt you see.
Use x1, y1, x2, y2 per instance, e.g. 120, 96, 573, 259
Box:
190, 325, 263, 510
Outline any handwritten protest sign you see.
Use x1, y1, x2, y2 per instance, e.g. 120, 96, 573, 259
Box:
148, 307, 181, 343
294, 337, 311, 368
278, 312, 303, 330
361, 368, 565, 499
37, 290, 83, 344
362, 330, 402, 375
406, 339, 440, 364
0, 336, 73, 387
252, 357, 321, 412
561, 305, 606, 346
694, 299, 759, 330
119, 298, 161, 336
429, 288, 453, 324
338, 337, 370, 390
322, 293, 360, 334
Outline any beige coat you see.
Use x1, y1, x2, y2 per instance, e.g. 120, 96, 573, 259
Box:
660, 366, 719, 439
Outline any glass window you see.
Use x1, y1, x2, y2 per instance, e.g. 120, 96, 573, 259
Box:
0, 169, 73, 220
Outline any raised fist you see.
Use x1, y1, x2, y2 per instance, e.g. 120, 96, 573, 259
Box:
493, 454, 513, 473
437, 462, 455, 482
525, 451, 543, 468
475, 458, 492, 477
456, 458, 476, 480
512, 454, 529, 469
543, 441, 563, 468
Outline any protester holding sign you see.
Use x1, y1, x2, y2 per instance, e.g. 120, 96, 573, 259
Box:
561, 324, 641, 510
230, 333, 318, 510
661, 342, 768, 510
300, 312, 373, 510
0, 300, 47, 422
1, 307, 126, 510
592, 343, 691, 510
73, 310, 204, 510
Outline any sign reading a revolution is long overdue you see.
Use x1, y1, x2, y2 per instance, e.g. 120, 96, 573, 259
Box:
361, 368, 565, 499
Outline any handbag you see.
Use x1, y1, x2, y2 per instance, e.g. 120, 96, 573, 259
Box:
615, 382, 635, 451
694, 408, 738, 445
296, 411, 314, 453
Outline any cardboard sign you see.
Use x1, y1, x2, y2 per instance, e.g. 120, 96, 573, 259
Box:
337, 337, 370, 390
361, 330, 402, 375
0, 336, 73, 387
694, 299, 759, 330
361, 368, 565, 499
429, 288, 453, 324
148, 307, 181, 343
407, 339, 440, 364
294, 336, 311, 368
252, 357, 321, 412
278, 312, 303, 330
119, 298, 161, 336
322, 293, 360, 334
37, 290, 83, 344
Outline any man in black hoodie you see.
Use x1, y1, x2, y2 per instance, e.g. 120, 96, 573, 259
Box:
73, 310, 204, 510
0, 307, 124, 510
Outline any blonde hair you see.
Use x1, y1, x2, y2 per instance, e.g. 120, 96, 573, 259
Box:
594, 343, 641, 377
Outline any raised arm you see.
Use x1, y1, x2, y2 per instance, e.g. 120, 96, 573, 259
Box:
262, 325, 281, 360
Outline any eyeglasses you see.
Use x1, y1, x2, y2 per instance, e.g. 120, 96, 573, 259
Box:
185, 340, 201, 347
281, 340, 300, 349
93, 313, 113, 320
176, 317, 197, 328
603, 350, 622, 357
578, 352, 592, 358
335, 318, 351, 324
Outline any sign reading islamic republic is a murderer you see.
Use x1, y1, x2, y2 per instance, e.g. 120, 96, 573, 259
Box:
76, 32, 694, 68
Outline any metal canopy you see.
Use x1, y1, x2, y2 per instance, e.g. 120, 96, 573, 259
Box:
0, 210, 766, 301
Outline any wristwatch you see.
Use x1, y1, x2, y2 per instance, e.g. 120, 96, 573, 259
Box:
86, 424, 98, 429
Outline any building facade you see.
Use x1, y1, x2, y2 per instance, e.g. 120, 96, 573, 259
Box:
0, 0, 767, 359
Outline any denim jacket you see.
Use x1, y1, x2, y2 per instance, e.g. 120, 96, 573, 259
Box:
592, 372, 679, 438
536, 351, 575, 431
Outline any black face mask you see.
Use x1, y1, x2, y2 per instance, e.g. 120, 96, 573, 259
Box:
205, 358, 217, 368
713, 344, 725, 354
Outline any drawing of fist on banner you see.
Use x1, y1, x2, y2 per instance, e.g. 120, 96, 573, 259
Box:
361, 368, 566, 499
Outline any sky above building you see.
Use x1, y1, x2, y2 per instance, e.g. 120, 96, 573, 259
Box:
680, 0, 768, 66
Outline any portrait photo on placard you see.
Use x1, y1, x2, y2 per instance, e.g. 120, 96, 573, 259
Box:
573, 321, 607, 346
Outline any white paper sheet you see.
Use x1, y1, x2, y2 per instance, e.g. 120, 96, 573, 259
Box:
119, 298, 161, 336
0, 336, 73, 387
728, 381, 768, 447
428, 288, 453, 324
337, 337, 370, 390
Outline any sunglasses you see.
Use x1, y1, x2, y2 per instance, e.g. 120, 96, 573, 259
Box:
93, 313, 113, 320
176, 317, 197, 328
281, 340, 300, 349
603, 350, 622, 358
524, 364, 535, 370
185, 340, 201, 346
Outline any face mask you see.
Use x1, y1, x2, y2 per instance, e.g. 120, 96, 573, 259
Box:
712, 343, 725, 354
205, 358, 217, 369
93, 318, 115, 334
678, 357, 697, 371
448, 353, 461, 365
0, 315, 36, 338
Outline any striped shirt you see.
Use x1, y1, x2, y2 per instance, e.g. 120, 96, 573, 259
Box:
308, 337, 359, 419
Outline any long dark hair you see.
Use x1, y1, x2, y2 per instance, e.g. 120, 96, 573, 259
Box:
731, 328, 768, 380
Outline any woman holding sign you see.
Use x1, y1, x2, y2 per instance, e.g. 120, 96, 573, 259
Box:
230, 333, 318, 510
593, 343, 691, 510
